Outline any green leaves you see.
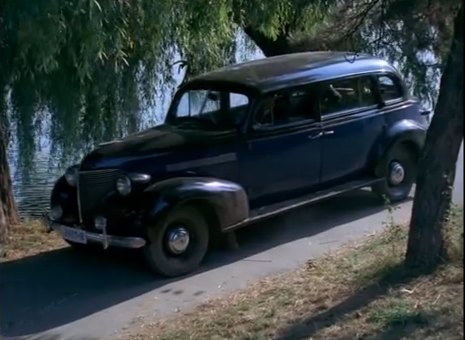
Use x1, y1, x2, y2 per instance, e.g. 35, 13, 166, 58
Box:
0, 0, 455, 168
0, 0, 235, 162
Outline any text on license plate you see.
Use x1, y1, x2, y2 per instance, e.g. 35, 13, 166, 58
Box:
61, 226, 87, 244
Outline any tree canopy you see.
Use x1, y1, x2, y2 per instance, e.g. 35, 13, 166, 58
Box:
1, 0, 459, 169
1, 1, 314, 159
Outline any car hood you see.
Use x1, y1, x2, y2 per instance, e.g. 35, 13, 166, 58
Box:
80, 124, 231, 170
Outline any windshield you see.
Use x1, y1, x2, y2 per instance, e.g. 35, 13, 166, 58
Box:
166, 89, 250, 130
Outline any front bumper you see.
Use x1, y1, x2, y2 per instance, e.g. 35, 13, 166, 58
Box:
45, 217, 146, 249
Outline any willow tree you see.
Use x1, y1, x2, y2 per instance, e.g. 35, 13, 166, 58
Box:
0, 0, 317, 240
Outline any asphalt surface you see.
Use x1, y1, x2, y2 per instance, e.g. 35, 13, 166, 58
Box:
1, 145, 462, 340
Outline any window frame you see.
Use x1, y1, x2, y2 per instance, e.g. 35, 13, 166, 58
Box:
374, 72, 406, 106
165, 85, 254, 131
249, 84, 320, 133
315, 74, 380, 121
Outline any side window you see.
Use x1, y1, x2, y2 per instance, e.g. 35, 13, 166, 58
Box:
377, 75, 404, 102
228, 93, 250, 126
319, 77, 376, 116
230, 93, 249, 109
253, 88, 317, 128
175, 90, 221, 117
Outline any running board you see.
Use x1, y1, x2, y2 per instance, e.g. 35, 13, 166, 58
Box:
224, 177, 384, 232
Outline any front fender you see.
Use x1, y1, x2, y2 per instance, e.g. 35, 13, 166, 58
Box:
141, 177, 249, 232
50, 175, 79, 222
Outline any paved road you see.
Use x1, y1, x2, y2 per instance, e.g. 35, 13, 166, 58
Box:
1, 145, 462, 340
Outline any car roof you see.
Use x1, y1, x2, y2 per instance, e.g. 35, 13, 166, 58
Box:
184, 51, 399, 94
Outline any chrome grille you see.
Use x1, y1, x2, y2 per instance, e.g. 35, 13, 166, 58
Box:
78, 169, 122, 218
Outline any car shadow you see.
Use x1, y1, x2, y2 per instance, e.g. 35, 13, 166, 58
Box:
0, 189, 411, 337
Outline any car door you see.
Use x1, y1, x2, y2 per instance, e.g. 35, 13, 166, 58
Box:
164, 89, 250, 185
240, 86, 322, 208
317, 75, 384, 186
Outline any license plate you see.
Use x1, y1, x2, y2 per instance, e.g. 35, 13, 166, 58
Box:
61, 226, 87, 244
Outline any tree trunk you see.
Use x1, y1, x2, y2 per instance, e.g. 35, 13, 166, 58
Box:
0, 114, 20, 243
405, 5, 463, 271
0, 0, 19, 245
243, 26, 295, 57
243, 25, 345, 57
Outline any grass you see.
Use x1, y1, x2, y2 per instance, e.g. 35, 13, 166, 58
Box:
122, 207, 464, 340
1, 219, 67, 261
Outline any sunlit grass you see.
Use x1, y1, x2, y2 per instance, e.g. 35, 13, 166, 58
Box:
122, 208, 463, 340
1, 219, 67, 261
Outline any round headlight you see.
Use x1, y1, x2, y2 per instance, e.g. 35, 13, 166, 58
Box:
116, 176, 132, 196
94, 216, 107, 231
65, 166, 78, 187
50, 204, 63, 220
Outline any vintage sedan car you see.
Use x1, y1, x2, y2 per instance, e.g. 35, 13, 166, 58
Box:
47, 51, 429, 277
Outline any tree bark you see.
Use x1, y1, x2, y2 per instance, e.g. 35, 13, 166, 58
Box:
0, 107, 20, 244
243, 25, 346, 57
405, 5, 463, 271
243, 26, 295, 57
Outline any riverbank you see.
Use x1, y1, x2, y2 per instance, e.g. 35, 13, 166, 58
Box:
123, 208, 463, 340
1, 219, 67, 261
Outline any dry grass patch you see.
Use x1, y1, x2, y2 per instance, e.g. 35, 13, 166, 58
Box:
1, 219, 67, 261
123, 207, 463, 340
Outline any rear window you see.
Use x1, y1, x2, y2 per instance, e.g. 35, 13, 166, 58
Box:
377, 75, 404, 102
319, 76, 376, 116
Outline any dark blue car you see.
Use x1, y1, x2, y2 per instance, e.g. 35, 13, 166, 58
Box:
47, 51, 429, 277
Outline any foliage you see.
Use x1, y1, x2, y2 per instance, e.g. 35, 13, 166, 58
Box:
0, 0, 298, 167
0, 0, 459, 171
287, 0, 460, 108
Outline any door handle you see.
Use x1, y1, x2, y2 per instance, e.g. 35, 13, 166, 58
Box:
323, 130, 335, 136
308, 132, 323, 140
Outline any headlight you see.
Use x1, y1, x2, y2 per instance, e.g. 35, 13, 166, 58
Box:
116, 176, 132, 196
65, 166, 78, 187
50, 204, 63, 220
94, 216, 107, 231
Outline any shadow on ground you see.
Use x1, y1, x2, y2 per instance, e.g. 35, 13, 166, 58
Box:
273, 261, 456, 340
275, 263, 421, 339
0, 189, 405, 337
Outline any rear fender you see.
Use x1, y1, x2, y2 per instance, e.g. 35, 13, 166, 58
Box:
141, 177, 249, 232
372, 119, 426, 176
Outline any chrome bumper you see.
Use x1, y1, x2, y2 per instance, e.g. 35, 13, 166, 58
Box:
46, 219, 146, 249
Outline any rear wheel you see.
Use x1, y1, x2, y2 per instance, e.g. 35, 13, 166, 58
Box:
143, 205, 209, 277
372, 144, 418, 203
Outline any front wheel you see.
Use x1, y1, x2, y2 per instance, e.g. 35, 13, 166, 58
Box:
143, 205, 209, 277
371, 145, 418, 203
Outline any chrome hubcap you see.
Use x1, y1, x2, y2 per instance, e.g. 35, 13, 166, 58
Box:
167, 226, 190, 254
389, 161, 405, 186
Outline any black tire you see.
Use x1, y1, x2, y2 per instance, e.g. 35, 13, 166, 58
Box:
371, 144, 418, 203
143, 205, 209, 277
